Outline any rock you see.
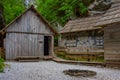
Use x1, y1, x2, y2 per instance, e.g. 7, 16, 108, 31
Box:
63, 69, 97, 77
88, 0, 112, 16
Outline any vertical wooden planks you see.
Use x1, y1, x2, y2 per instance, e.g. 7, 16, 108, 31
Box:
51, 36, 54, 56
4, 8, 55, 60
6, 10, 54, 35
14, 33, 17, 58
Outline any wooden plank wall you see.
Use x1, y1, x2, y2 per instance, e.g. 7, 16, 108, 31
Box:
4, 9, 54, 60
5, 33, 46, 60
104, 23, 120, 66
7, 10, 53, 34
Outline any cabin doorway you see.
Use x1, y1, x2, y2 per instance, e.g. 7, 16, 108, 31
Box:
44, 36, 51, 56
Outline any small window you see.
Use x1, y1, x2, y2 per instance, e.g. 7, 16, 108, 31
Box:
96, 37, 104, 47
65, 35, 77, 47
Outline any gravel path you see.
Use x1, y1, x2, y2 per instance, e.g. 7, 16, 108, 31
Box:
0, 61, 120, 80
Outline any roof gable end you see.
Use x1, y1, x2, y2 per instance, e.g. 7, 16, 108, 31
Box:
0, 5, 58, 35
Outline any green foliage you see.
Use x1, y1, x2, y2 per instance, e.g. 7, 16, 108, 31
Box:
55, 52, 104, 62
55, 52, 66, 59
2, 0, 25, 24
0, 48, 5, 59
54, 36, 58, 46
36, 0, 93, 25
0, 0, 5, 30
0, 56, 5, 72
0, 1, 3, 14
2, 0, 94, 25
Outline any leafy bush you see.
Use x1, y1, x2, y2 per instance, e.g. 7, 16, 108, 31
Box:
55, 52, 66, 59
0, 56, 5, 72
54, 36, 58, 47
0, 48, 5, 59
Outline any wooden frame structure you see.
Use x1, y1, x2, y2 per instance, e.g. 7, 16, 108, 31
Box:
95, 1, 120, 67
0, 5, 58, 60
59, 16, 104, 54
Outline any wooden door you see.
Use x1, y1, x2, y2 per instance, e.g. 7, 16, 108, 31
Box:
44, 36, 51, 56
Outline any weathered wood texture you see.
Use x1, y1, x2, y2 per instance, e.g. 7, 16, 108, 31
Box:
5, 33, 44, 59
104, 23, 120, 65
60, 16, 102, 33
95, 2, 120, 27
4, 8, 54, 60
7, 10, 53, 34
60, 15, 104, 54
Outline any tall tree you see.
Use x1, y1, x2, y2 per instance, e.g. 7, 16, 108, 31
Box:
36, 0, 93, 26
2, 0, 25, 24
0, 0, 5, 30
2, 0, 94, 26
0, 0, 5, 47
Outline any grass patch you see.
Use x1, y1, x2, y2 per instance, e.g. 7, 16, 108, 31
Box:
55, 52, 104, 62
91, 56, 104, 62
0, 57, 5, 73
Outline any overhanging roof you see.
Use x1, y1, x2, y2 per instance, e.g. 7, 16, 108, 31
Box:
60, 15, 102, 33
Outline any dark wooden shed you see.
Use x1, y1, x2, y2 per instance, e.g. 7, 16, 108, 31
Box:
59, 16, 104, 54
0, 5, 57, 60
95, 1, 120, 67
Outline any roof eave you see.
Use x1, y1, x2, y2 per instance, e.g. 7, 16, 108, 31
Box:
59, 27, 102, 34
95, 21, 120, 28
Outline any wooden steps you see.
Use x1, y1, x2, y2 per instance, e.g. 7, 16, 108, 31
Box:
16, 56, 53, 62
17, 56, 40, 62
44, 56, 53, 60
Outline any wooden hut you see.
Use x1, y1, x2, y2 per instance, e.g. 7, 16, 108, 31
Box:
60, 16, 104, 55
95, 1, 120, 67
0, 5, 57, 60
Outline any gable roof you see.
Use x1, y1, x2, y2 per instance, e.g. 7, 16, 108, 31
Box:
60, 15, 102, 33
0, 5, 58, 35
95, 1, 120, 27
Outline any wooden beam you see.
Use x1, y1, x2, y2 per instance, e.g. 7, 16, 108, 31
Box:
7, 31, 53, 35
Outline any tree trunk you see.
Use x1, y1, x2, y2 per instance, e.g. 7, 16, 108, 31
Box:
0, 1, 5, 47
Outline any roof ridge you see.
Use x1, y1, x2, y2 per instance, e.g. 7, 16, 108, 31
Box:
69, 15, 102, 22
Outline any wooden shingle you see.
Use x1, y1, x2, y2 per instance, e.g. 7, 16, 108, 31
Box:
60, 16, 102, 33
95, 1, 120, 27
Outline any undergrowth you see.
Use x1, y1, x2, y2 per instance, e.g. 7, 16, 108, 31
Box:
55, 52, 104, 62
0, 56, 5, 72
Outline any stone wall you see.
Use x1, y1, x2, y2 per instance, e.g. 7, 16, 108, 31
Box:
60, 30, 104, 53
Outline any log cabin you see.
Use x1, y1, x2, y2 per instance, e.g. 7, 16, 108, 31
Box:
0, 5, 58, 60
95, 1, 120, 67
59, 16, 104, 55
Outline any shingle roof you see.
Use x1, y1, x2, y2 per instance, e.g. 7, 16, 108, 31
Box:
95, 1, 120, 27
60, 15, 102, 33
